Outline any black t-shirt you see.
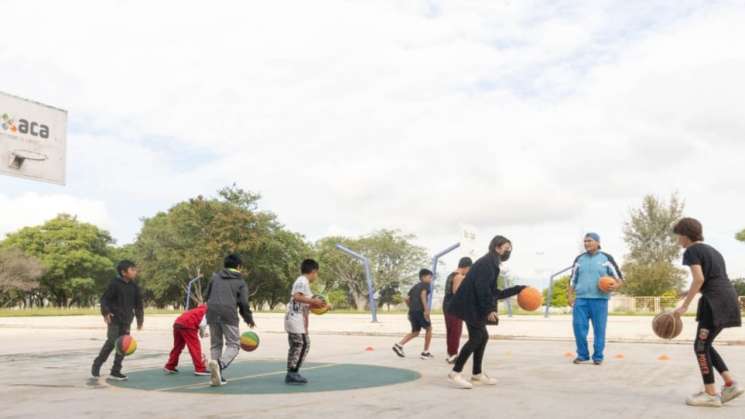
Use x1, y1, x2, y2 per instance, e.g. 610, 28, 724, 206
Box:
682, 243, 741, 328
442, 272, 457, 312
408, 282, 431, 312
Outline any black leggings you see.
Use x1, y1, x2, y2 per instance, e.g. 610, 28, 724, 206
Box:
695, 301, 728, 385
453, 323, 488, 375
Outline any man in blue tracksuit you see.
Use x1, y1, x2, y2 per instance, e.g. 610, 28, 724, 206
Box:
567, 233, 623, 365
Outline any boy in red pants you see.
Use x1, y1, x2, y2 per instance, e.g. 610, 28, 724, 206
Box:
164, 304, 210, 376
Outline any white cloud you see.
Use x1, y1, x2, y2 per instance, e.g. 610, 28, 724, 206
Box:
1, 0, 744, 281
0, 192, 111, 238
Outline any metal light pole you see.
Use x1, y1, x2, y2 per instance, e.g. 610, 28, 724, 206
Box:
336, 244, 378, 322
184, 275, 202, 310
544, 265, 575, 318
429, 243, 461, 308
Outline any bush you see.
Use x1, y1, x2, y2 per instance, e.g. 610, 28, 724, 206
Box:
543, 276, 570, 307
732, 278, 745, 296
326, 289, 351, 310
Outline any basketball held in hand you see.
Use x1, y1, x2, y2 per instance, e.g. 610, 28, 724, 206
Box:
598, 276, 617, 293
310, 295, 330, 315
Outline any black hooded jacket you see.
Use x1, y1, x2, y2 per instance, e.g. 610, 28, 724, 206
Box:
100, 276, 144, 327
447, 252, 524, 327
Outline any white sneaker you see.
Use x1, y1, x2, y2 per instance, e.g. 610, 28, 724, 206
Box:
686, 391, 722, 407
471, 373, 498, 385
722, 382, 745, 404
420, 352, 434, 360
209, 360, 222, 387
446, 355, 458, 365
448, 372, 473, 389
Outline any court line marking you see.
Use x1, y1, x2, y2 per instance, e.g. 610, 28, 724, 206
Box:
155, 363, 338, 392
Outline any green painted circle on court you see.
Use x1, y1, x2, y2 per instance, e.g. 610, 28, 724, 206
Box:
108, 361, 420, 394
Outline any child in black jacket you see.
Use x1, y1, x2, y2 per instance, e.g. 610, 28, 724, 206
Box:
91, 260, 144, 381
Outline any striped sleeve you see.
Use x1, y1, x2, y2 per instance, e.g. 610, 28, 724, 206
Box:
603, 252, 624, 280
569, 254, 582, 287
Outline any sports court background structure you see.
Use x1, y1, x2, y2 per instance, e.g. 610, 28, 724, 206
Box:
0, 90, 67, 185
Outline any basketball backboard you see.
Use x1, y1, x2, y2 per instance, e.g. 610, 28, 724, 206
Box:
0, 91, 67, 185
460, 224, 479, 259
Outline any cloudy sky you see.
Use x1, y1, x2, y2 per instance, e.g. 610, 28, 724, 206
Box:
1, 0, 744, 286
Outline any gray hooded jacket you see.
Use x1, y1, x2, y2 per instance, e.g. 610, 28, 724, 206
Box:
205, 269, 254, 326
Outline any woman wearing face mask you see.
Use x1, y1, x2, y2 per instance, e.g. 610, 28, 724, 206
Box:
445, 235, 526, 389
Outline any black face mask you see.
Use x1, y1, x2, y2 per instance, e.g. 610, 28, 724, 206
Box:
500, 250, 511, 262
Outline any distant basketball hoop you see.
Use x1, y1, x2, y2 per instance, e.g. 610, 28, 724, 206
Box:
8, 149, 48, 169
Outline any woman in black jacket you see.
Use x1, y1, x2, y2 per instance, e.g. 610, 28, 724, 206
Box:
446, 235, 525, 389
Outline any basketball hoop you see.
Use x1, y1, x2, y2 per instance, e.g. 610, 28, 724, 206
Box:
8, 149, 48, 169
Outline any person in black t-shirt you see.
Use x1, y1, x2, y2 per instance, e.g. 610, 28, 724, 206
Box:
443, 257, 472, 364
673, 218, 743, 407
392, 269, 434, 360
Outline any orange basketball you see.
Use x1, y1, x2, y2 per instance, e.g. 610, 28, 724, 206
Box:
652, 311, 683, 339
598, 276, 617, 293
517, 287, 543, 311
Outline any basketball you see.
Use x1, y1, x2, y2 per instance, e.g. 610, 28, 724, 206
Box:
311, 305, 330, 315
311, 294, 330, 315
517, 287, 543, 311
115, 335, 137, 357
240, 331, 260, 352
598, 276, 617, 293
652, 311, 683, 339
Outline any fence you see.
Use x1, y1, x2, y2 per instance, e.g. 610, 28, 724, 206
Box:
609, 296, 679, 313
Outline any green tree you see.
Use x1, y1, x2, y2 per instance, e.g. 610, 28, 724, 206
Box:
315, 230, 428, 311
622, 261, 686, 296
0, 215, 116, 306
0, 248, 45, 307
621, 194, 686, 296
245, 228, 310, 310
134, 186, 308, 308
325, 288, 352, 310
543, 275, 570, 307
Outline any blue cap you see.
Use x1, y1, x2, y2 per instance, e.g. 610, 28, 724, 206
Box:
585, 232, 600, 242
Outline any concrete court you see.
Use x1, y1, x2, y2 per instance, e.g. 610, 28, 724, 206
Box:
1, 313, 744, 419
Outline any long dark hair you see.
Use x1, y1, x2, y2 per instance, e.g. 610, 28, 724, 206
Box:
488, 235, 511, 254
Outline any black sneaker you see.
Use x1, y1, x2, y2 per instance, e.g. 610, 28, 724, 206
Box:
420, 352, 434, 360
593, 360, 603, 366
91, 363, 101, 378
392, 344, 405, 358
108, 371, 128, 381
285, 372, 308, 385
